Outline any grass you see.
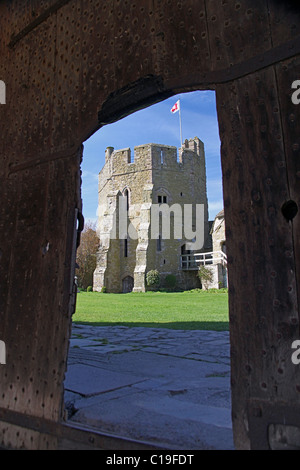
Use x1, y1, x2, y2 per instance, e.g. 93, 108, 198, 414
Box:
73, 290, 229, 331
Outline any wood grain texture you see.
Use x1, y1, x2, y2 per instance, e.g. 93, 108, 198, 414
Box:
0, 0, 299, 449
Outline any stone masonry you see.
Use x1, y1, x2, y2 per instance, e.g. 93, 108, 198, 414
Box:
93, 137, 212, 293
207, 209, 227, 289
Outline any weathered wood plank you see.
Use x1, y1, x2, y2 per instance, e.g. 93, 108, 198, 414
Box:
206, 0, 272, 71
0, 151, 81, 424
0, 408, 163, 450
274, 56, 300, 325
216, 65, 299, 449
0, 0, 300, 450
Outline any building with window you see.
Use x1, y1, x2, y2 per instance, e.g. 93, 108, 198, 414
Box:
93, 137, 212, 293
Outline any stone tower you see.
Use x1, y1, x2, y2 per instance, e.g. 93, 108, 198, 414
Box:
93, 137, 209, 293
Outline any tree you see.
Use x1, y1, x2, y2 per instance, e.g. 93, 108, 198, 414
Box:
76, 220, 99, 290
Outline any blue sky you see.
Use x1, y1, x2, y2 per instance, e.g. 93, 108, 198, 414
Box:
81, 90, 223, 223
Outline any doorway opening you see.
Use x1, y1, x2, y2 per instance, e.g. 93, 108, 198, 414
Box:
64, 90, 233, 449
122, 275, 134, 293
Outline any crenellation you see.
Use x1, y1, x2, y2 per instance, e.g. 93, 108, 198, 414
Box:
133, 145, 152, 168
180, 148, 196, 166
102, 141, 205, 181
188, 137, 200, 154
197, 138, 205, 159
111, 147, 132, 170
147, 144, 178, 168
105, 146, 114, 162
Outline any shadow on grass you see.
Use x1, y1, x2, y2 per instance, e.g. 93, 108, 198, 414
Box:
72, 320, 229, 332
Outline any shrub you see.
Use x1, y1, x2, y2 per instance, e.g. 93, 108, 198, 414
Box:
146, 269, 160, 287
86, 286, 93, 292
101, 286, 107, 293
165, 274, 177, 289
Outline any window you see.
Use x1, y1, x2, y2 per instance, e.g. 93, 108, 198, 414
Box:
157, 195, 167, 204
124, 238, 128, 257
157, 235, 162, 252
124, 189, 129, 211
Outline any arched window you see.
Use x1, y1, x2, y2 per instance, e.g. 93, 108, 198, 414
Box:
157, 235, 162, 252
160, 149, 164, 164
124, 237, 128, 257
156, 188, 170, 205
123, 189, 129, 211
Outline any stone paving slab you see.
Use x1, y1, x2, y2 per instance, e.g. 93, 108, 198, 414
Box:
65, 324, 234, 450
64, 363, 144, 397
138, 396, 232, 428
68, 388, 233, 450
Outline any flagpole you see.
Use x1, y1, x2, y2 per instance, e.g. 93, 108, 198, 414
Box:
178, 100, 183, 148
170, 99, 183, 148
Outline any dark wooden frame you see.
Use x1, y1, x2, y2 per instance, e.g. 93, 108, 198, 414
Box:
0, 0, 299, 450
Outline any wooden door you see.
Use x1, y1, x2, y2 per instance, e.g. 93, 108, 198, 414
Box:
122, 276, 134, 294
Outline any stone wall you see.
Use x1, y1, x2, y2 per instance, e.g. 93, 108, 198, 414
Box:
203, 264, 227, 289
204, 209, 227, 289
94, 137, 209, 293
212, 209, 226, 254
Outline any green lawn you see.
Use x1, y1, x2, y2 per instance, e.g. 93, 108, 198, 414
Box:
73, 290, 229, 331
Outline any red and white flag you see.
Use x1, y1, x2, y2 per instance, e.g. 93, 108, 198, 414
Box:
170, 100, 180, 114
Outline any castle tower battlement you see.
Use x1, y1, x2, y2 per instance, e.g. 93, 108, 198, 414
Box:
101, 137, 205, 184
